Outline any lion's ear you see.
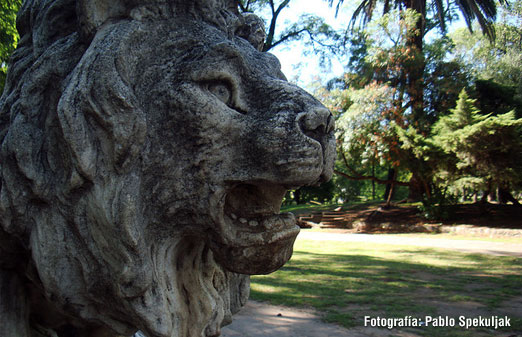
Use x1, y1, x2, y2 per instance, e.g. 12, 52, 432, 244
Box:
77, 0, 136, 41
237, 13, 266, 51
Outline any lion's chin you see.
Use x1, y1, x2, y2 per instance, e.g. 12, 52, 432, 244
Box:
210, 183, 300, 275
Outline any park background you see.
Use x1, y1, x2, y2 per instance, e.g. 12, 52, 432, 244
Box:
2, 0, 521, 336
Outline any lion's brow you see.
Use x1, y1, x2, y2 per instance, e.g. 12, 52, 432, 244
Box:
209, 42, 246, 63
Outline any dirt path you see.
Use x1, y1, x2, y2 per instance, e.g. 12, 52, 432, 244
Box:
220, 301, 371, 337
299, 231, 522, 257
221, 299, 520, 337
221, 231, 522, 337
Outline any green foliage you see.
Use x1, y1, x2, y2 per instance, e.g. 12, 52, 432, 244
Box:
332, 160, 389, 202
432, 90, 484, 137
321, 0, 520, 205
430, 90, 522, 193
424, 37, 471, 119
450, 4, 522, 88
366, 8, 422, 58
474, 79, 522, 118
392, 122, 438, 187
419, 188, 457, 220
0, 0, 21, 93
284, 180, 336, 205
449, 1, 522, 120
331, 10, 424, 163
456, 111, 522, 185
323, 10, 442, 201
336, 82, 399, 165
331, 0, 503, 129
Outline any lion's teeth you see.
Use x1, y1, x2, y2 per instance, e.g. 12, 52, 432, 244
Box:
230, 213, 237, 220
248, 220, 259, 227
239, 218, 248, 224
261, 213, 296, 230
262, 216, 277, 230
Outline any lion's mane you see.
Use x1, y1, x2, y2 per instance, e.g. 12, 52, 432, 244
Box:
0, 1, 253, 336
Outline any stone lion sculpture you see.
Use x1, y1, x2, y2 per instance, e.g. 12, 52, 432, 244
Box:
0, 0, 335, 336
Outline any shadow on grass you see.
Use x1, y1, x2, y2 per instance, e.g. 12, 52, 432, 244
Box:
250, 248, 522, 336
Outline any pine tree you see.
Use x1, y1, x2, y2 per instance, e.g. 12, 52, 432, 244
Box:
431, 89, 522, 202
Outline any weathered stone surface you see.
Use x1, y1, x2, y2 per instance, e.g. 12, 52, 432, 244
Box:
0, 1, 335, 337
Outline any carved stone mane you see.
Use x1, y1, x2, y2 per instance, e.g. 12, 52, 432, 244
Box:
0, 1, 335, 337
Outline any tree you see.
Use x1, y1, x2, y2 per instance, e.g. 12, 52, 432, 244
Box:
238, 0, 339, 53
474, 79, 522, 118
450, 1, 522, 88
330, 81, 412, 204
430, 90, 522, 203
0, 0, 21, 93
329, 0, 504, 128
450, 1, 522, 118
423, 36, 472, 120
324, 0, 502, 202
322, 10, 469, 202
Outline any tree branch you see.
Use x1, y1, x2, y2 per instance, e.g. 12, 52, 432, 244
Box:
268, 0, 275, 14
238, 1, 246, 12
269, 28, 308, 49
238, 0, 253, 12
264, 0, 291, 51
274, 0, 291, 17
339, 149, 379, 179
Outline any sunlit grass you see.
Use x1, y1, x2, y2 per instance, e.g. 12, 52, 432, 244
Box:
250, 239, 522, 336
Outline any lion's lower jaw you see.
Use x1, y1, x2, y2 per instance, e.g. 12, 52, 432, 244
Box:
208, 183, 300, 275
131, 239, 249, 337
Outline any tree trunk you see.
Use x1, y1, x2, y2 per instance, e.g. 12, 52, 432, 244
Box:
480, 191, 489, 203
404, 0, 427, 131
383, 169, 398, 208
372, 162, 376, 200
385, 179, 395, 208
407, 174, 426, 201
481, 180, 493, 203
488, 190, 497, 203
383, 169, 395, 201
498, 187, 520, 205
294, 188, 301, 204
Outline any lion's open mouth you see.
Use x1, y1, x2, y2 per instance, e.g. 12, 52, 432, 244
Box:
223, 183, 299, 243
210, 182, 300, 275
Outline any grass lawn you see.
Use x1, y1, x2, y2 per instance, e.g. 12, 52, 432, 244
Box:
250, 238, 522, 336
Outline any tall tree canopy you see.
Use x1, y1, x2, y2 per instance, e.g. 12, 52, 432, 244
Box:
450, 1, 522, 117
0, 0, 21, 93
329, 0, 504, 124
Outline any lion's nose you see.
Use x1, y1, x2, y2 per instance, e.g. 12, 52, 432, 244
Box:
298, 107, 334, 142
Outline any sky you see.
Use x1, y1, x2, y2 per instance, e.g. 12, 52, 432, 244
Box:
262, 0, 469, 87
264, 0, 348, 86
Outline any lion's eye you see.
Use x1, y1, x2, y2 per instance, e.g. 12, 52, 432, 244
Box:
208, 81, 232, 105
203, 79, 247, 114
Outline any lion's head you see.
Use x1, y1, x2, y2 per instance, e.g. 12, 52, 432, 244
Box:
0, 1, 335, 337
